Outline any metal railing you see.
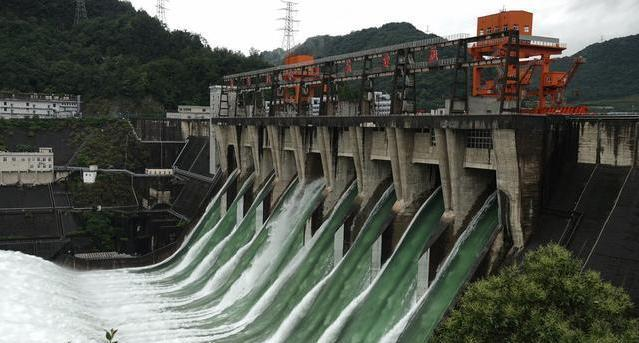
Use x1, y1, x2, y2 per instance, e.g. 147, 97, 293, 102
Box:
224, 31, 511, 82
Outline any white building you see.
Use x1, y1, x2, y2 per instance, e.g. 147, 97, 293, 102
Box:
372, 92, 391, 116
0, 93, 81, 119
167, 105, 212, 120
306, 92, 392, 116
82, 165, 98, 184
310, 98, 321, 115
145, 169, 174, 176
431, 107, 448, 115
0, 148, 55, 185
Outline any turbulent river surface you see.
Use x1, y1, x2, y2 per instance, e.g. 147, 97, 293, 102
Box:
0, 175, 498, 343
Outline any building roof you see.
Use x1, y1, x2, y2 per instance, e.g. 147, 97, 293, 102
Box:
0, 92, 80, 102
74, 252, 134, 261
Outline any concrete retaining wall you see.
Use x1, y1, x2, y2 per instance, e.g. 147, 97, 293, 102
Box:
578, 121, 638, 166
0, 171, 54, 186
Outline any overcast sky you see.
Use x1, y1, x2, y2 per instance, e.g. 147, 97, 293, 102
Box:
126, 0, 639, 56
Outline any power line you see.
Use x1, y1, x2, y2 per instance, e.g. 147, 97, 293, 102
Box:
74, 0, 88, 25
279, 1, 300, 52
156, 0, 168, 24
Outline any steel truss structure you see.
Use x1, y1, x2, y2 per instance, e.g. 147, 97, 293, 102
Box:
279, 1, 299, 52
222, 30, 521, 117
157, 0, 168, 24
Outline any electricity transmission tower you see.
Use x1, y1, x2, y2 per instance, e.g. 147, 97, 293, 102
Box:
156, 0, 168, 24
279, 1, 299, 52
74, 0, 88, 25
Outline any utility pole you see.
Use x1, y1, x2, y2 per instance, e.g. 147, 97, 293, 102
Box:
156, 0, 168, 24
279, 1, 299, 53
74, 0, 88, 25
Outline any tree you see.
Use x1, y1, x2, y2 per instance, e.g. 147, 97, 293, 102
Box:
84, 213, 121, 252
435, 245, 639, 343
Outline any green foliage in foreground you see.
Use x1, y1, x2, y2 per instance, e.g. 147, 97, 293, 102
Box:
105, 328, 118, 343
435, 245, 638, 343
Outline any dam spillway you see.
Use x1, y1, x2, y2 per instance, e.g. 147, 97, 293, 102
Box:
3, 115, 639, 342
0, 170, 491, 343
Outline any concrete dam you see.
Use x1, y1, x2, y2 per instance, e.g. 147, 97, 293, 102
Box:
2, 26, 639, 342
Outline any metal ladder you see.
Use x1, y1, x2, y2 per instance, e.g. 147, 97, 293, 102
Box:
499, 31, 521, 114
219, 85, 231, 117
391, 48, 416, 114
450, 40, 469, 114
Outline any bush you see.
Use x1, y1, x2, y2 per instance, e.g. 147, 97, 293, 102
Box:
435, 245, 639, 342
83, 212, 122, 252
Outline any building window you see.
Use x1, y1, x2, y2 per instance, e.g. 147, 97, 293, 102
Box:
487, 27, 492, 34
26, 103, 29, 106
514, 24, 519, 31
524, 26, 530, 33
3, 108, 6, 112
479, 29, 484, 35
504, 25, 508, 31
466, 130, 493, 149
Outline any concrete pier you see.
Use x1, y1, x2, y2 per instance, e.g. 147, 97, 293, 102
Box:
208, 113, 639, 289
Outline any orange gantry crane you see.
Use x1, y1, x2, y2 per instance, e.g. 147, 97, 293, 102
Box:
469, 10, 588, 115
281, 54, 322, 106
225, 10, 587, 117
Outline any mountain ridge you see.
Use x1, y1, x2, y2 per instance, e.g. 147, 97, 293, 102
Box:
260, 22, 434, 65
564, 34, 639, 107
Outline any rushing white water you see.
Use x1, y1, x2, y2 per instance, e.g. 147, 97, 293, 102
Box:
0, 179, 324, 343
0, 179, 480, 343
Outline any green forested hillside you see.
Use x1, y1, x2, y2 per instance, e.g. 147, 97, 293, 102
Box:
0, 0, 268, 115
295, 23, 435, 58
565, 34, 639, 109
